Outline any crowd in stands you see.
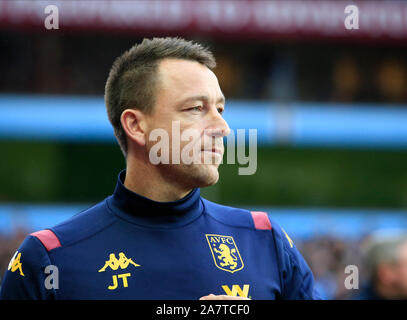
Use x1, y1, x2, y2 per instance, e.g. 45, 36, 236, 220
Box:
1, 32, 407, 104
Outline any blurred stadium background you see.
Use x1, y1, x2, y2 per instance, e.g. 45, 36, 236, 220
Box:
1, 0, 407, 299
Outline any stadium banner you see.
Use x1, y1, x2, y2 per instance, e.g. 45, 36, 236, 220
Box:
1, 95, 407, 149
1, 203, 407, 239
1, 0, 407, 42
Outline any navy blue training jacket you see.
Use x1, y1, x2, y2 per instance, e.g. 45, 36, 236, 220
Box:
0, 170, 321, 300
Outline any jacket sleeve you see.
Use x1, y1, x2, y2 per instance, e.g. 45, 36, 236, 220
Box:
0, 235, 55, 300
269, 217, 322, 300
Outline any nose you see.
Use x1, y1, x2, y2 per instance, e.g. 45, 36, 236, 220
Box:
205, 107, 231, 138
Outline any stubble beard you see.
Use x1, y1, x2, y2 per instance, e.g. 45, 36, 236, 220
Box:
157, 160, 220, 191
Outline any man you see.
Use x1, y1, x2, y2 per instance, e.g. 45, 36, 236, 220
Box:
0, 37, 320, 300
354, 231, 407, 300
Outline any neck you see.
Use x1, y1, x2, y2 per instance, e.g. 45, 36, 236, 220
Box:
124, 152, 192, 202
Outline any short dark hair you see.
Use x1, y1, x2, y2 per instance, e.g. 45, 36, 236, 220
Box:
104, 37, 216, 156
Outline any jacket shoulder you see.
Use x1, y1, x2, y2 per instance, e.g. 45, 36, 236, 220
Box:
31, 198, 116, 251
202, 198, 273, 231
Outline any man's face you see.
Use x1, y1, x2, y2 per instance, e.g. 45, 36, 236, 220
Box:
144, 58, 230, 189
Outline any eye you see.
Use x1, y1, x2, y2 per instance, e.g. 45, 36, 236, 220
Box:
217, 107, 224, 115
188, 106, 203, 112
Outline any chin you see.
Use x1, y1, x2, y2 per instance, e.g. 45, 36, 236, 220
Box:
160, 162, 220, 189
200, 170, 219, 187
186, 164, 220, 188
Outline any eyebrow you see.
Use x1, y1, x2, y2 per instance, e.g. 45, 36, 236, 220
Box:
179, 94, 226, 106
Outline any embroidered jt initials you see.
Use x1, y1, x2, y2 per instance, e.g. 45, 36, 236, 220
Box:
98, 252, 140, 290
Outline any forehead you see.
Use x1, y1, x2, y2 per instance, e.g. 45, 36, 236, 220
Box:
156, 58, 223, 103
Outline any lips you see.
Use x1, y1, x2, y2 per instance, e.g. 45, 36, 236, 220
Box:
202, 148, 223, 155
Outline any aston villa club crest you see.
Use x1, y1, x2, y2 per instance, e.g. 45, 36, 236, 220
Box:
205, 234, 244, 273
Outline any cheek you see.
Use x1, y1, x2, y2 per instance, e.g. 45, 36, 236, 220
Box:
179, 124, 205, 144
178, 130, 204, 162
147, 117, 175, 140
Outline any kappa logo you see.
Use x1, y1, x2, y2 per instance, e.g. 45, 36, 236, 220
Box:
8, 251, 24, 276
98, 252, 140, 272
98, 252, 141, 290
206, 234, 244, 273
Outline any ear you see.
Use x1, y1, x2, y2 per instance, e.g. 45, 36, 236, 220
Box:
120, 109, 147, 147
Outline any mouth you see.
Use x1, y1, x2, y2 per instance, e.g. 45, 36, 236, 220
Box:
202, 148, 223, 155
